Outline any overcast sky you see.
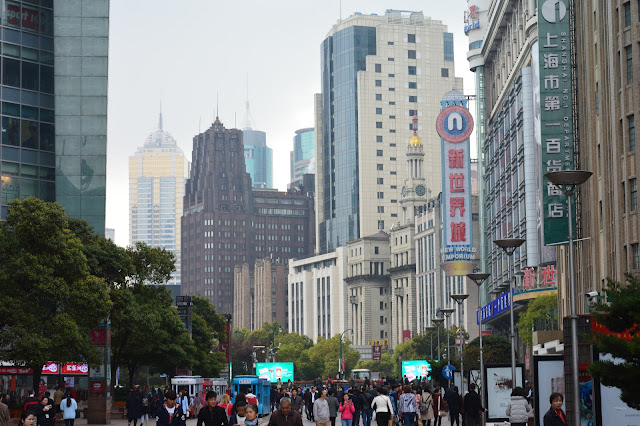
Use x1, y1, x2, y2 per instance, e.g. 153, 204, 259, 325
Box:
105, 0, 475, 247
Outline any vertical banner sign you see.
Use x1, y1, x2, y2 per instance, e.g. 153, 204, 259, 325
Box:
538, 0, 574, 245
372, 345, 382, 361
436, 93, 474, 269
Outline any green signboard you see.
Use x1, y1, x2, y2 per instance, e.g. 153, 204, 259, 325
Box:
255, 362, 294, 383
401, 360, 432, 381
538, 0, 573, 245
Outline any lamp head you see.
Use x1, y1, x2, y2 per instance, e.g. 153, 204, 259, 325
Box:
451, 294, 469, 304
467, 272, 490, 285
493, 238, 525, 255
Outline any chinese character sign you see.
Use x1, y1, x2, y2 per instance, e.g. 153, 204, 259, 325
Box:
538, 0, 573, 245
436, 99, 474, 264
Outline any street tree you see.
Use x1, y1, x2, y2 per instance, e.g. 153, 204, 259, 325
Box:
589, 274, 640, 410
0, 198, 112, 388
516, 294, 558, 347
306, 335, 360, 379
462, 334, 512, 370
191, 297, 227, 377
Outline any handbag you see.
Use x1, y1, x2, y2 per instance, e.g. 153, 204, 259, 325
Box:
437, 396, 446, 417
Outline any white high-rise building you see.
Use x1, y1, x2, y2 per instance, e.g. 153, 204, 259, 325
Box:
129, 112, 189, 286
316, 9, 464, 253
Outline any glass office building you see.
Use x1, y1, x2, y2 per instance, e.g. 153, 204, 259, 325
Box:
243, 128, 272, 189
290, 127, 315, 184
0, 0, 109, 234
129, 113, 188, 286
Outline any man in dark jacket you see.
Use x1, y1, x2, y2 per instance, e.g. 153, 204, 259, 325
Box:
290, 389, 303, 415
23, 390, 40, 413
463, 384, 486, 426
349, 389, 361, 426
196, 391, 228, 426
542, 392, 567, 426
267, 398, 303, 426
445, 387, 462, 426
157, 390, 186, 426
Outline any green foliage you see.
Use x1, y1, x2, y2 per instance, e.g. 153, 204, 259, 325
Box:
516, 294, 558, 347
127, 241, 176, 285
463, 334, 512, 370
307, 335, 360, 379
275, 333, 315, 379
355, 352, 395, 378
0, 198, 112, 386
191, 296, 227, 377
589, 274, 640, 410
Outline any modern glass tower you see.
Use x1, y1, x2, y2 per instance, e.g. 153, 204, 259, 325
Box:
0, 0, 109, 234
290, 127, 315, 184
241, 100, 273, 189
129, 112, 188, 287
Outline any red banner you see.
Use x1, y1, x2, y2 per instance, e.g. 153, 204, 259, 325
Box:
90, 329, 106, 345
219, 343, 229, 362
42, 362, 59, 374
0, 367, 32, 375
402, 330, 412, 343
372, 345, 382, 361
61, 363, 89, 375
591, 320, 635, 342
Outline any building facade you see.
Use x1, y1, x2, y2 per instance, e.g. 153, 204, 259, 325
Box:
0, 0, 109, 234
290, 127, 315, 185
345, 232, 391, 347
560, 1, 640, 317
316, 10, 463, 253
233, 258, 289, 331
181, 118, 314, 313
129, 113, 188, 286
288, 248, 348, 343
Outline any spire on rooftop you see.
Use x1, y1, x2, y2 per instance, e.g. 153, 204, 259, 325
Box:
158, 102, 163, 131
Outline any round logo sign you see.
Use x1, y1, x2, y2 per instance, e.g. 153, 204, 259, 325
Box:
436, 105, 474, 143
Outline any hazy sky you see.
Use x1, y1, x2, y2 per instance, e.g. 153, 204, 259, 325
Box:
106, 0, 475, 247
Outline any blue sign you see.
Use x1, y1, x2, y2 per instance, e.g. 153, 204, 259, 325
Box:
476, 289, 513, 324
442, 365, 455, 380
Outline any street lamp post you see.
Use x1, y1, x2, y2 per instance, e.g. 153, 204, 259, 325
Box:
467, 272, 491, 426
440, 307, 455, 387
270, 324, 282, 362
340, 329, 353, 379
451, 294, 469, 394
424, 325, 437, 361
432, 317, 445, 362
493, 238, 525, 389
545, 169, 593, 426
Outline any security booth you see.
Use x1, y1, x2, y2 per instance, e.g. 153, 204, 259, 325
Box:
171, 376, 204, 398
232, 375, 271, 416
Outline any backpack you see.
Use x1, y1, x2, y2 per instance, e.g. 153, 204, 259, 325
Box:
142, 396, 149, 407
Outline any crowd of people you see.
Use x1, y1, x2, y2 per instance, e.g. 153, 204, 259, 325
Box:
0, 387, 79, 426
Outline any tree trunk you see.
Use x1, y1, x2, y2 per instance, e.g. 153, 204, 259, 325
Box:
31, 366, 42, 397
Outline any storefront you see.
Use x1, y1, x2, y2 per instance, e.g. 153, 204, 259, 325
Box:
0, 362, 89, 412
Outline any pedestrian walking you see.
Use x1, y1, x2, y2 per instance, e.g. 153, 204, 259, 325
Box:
219, 394, 232, 418
0, 393, 10, 426
431, 389, 444, 426
371, 387, 394, 426
542, 393, 566, 426
141, 387, 152, 426
397, 386, 418, 426
418, 387, 434, 426
244, 404, 260, 426
313, 389, 330, 426
177, 391, 190, 420
23, 390, 39, 413
229, 402, 247, 426
38, 397, 56, 426
290, 390, 303, 416
196, 391, 228, 426
267, 398, 303, 426
445, 387, 462, 426
326, 389, 340, 426
506, 387, 532, 426
127, 388, 142, 426
157, 390, 186, 426
462, 384, 486, 426
19, 411, 36, 426
60, 392, 78, 426
349, 389, 361, 426
338, 394, 355, 426
53, 387, 65, 411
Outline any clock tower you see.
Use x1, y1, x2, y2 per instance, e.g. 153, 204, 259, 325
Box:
400, 114, 428, 225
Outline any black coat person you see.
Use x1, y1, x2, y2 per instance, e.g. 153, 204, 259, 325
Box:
127, 390, 142, 425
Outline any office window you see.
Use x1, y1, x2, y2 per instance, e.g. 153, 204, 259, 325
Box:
390, 157, 396, 161
376, 122, 383, 129
409, 96, 417, 103
380, 316, 384, 324
624, 1, 631, 26
380, 302, 384, 310
377, 206, 384, 213
631, 178, 638, 210
633, 243, 640, 269
377, 220, 385, 230
377, 192, 384, 199
388, 41, 394, 45
376, 94, 382, 101
408, 34, 416, 43
409, 82, 417, 89
389, 101, 395, 105
408, 66, 417, 75
375, 247, 379, 254
389, 87, 395, 91
375, 80, 382, 87
623, 181, 627, 212
377, 150, 383, 157
377, 178, 384, 184
389, 115, 396, 119
630, 115, 636, 152
626, 45, 633, 83
441, 68, 449, 77
377, 164, 383, 170
3, 58, 20, 87
388, 73, 395, 78
444, 33, 454, 61
376, 135, 383, 143
376, 107, 383, 115
409, 109, 417, 117
408, 50, 416, 59
388, 57, 394, 62
375, 63, 381, 73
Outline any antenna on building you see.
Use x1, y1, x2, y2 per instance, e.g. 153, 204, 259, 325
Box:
199, 116, 201, 133
339, 0, 342, 21
159, 101, 163, 131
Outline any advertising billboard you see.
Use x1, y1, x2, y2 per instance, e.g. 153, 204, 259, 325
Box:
255, 362, 294, 383
401, 360, 431, 381
437, 92, 475, 272
537, 0, 574, 245
533, 356, 565, 426
484, 365, 524, 422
